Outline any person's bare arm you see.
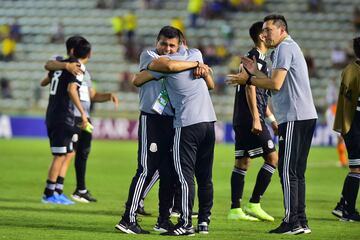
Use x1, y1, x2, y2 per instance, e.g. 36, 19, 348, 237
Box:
132, 71, 157, 87
226, 56, 287, 91
68, 83, 88, 128
148, 57, 204, 73
265, 106, 278, 135
203, 68, 215, 90
45, 60, 82, 76
40, 76, 51, 87
89, 88, 119, 109
245, 85, 262, 134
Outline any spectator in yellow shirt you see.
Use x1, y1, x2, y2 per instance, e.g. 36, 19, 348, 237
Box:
187, 0, 203, 28
1, 37, 16, 61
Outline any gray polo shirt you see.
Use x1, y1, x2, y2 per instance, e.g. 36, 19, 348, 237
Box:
74, 70, 91, 118
271, 35, 318, 124
147, 47, 217, 128
138, 49, 174, 116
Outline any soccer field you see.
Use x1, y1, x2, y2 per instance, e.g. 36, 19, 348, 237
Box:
0, 139, 358, 239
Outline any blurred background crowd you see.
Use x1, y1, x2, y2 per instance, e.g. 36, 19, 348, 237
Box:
0, 0, 359, 122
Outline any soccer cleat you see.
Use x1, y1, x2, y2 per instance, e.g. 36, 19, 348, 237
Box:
41, 195, 62, 204
55, 193, 75, 205
160, 223, 195, 236
341, 210, 360, 222
196, 222, 209, 234
153, 218, 174, 233
244, 202, 274, 221
227, 208, 260, 221
71, 190, 97, 203
301, 223, 311, 234
269, 222, 304, 235
137, 206, 151, 216
332, 202, 344, 219
115, 219, 150, 234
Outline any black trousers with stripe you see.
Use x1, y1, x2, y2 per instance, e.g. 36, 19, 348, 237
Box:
278, 119, 316, 224
123, 112, 175, 223
173, 122, 215, 227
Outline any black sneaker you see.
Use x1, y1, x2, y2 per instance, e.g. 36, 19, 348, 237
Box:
269, 222, 304, 235
341, 210, 360, 222
196, 222, 209, 234
332, 202, 344, 219
153, 218, 174, 233
160, 223, 195, 236
115, 219, 150, 234
136, 206, 151, 216
71, 190, 97, 203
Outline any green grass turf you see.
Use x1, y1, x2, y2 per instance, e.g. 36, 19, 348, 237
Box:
0, 139, 358, 239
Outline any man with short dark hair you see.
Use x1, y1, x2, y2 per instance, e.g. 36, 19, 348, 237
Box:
42, 37, 90, 204
227, 14, 318, 234
132, 27, 216, 236
42, 36, 119, 203
332, 37, 360, 222
115, 26, 206, 234
227, 21, 278, 223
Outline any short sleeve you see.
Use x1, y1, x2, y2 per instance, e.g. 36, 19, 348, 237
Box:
139, 49, 160, 71
191, 48, 204, 64
273, 44, 292, 70
147, 70, 166, 80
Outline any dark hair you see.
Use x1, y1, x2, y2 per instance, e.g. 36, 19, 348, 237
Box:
177, 28, 187, 45
72, 38, 91, 59
65, 35, 85, 55
157, 26, 181, 43
264, 14, 288, 33
354, 37, 360, 59
249, 21, 264, 45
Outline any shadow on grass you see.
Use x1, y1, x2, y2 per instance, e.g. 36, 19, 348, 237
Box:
0, 205, 122, 217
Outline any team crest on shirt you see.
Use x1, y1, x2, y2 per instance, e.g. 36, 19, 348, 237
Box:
149, 143, 158, 152
268, 140, 274, 149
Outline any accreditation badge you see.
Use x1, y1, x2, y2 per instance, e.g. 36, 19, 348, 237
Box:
152, 88, 169, 115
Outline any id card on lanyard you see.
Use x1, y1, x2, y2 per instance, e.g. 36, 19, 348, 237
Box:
152, 80, 169, 115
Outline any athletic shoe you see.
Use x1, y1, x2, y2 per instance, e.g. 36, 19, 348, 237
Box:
115, 219, 150, 234
269, 222, 304, 235
55, 193, 75, 205
332, 202, 344, 219
71, 190, 97, 203
41, 195, 62, 204
137, 206, 151, 216
227, 208, 260, 221
160, 223, 195, 236
341, 210, 360, 222
244, 202, 274, 221
196, 222, 209, 234
302, 224, 311, 234
170, 209, 198, 218
153, 218, 174, 233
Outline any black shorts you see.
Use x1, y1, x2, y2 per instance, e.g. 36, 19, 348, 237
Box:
72, 117, 92, 151
343, 112, 360, 168
234, 122, 275, 159
47, 123, 74, 156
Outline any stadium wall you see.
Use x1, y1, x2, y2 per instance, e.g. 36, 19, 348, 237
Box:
0, 115, 338, 146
